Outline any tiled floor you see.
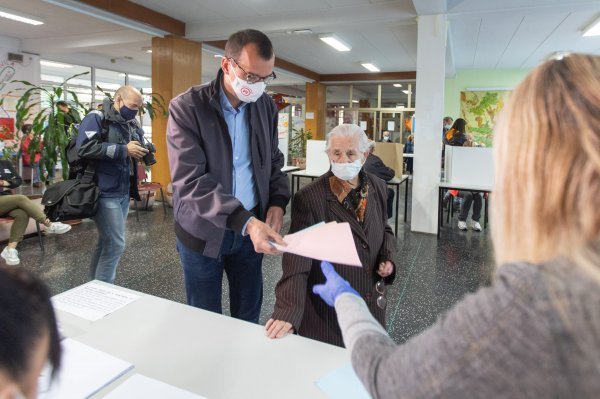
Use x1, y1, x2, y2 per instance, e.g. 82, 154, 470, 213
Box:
10, 181, 495, 344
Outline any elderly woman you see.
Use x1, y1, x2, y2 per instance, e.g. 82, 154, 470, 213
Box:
312, 54, 600, 397
266, 124, 396, 347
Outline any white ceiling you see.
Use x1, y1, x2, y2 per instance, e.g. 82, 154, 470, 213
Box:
0, 0, 599, 91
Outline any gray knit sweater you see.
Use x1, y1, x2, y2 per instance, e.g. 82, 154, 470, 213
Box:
335, 258, 600, 398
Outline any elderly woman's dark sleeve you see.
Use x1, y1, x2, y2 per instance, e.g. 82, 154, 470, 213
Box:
373, 178, 397, 284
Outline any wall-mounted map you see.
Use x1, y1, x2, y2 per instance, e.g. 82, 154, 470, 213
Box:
460, 90, 511, 147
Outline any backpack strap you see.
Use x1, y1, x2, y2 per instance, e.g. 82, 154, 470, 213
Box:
80, 162, 95, 185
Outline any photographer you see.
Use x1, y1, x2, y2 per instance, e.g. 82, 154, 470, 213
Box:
76, 86, 151, 284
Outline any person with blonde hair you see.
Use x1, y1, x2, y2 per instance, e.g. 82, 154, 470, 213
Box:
311, 54, 600, 397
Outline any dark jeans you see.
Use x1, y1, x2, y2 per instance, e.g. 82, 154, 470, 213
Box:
176, 231, 264, 323
459, 191, 482, 222
386, 188, 394, 219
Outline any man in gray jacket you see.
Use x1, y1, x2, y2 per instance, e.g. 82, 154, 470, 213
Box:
167, 29, 290, 323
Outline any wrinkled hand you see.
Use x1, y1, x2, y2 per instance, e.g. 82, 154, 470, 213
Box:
126, 141, 148, 160
377, 261, 394, 278
312, 261, 360, 307
246, 217, 286, 255
265, 206, 284, 233
265, 318, 294, 339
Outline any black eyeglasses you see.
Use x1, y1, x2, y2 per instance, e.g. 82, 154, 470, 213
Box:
376, 279, 386, 309
229, 58, 276, 84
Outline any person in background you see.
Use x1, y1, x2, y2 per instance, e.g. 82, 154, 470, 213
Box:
443, 116, 453, 136
363, 140, 395, 218
444, 118, 468, 147
267, 124, 395, 347
0, 265, 62, 399
56, 100, 80, 136
404, 134, 414, 174
457, 132, 482, 231
0, 159, 71, 265
312, 54, 600, 398
167, 29, 290, 323
381, 130, 392, 142
19, 124, 42, 188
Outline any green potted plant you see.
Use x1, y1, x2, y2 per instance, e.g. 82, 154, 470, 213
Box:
289, 127, 312, 169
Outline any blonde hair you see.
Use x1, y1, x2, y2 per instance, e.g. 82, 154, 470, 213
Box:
492, 54, 600, 278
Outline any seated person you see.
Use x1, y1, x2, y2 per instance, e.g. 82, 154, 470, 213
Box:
0, 159, 71, 265
457, 191, 483, 231
266, 124, 396, 347
444, 118, 468, 147
0, 265, 61, 398
20, 124, 42, 188
363, 140, 395, 218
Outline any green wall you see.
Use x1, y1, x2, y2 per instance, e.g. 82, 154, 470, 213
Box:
444, 69, 531, 118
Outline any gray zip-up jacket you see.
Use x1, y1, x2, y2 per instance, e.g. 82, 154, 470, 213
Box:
166, 70, 290, 258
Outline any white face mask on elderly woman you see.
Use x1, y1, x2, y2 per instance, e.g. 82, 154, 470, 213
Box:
331, 159, 363, 181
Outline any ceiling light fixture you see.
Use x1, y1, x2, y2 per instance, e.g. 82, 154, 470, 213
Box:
43, 0, 169, 37
0, 7, 44, 25
141, 46, 152, 54
402, 90, 411, 94
40, 60, 73, 68
319, 34, 351, 52
119, 73, 150, 81
582, 15, 600, 37
361, 62, 380, 72
291, 29, 313, 35
393, 83, 403, 88
352, 100, 359, 103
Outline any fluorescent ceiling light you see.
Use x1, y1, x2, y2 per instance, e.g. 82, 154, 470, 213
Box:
42, 0, 168, 37
352, 100, 359, 103
402, 89, 412, 94
319, 34, 351, 52
291, 29, 313, 35
396, 104, 405, 108
41, 60, 73, 68
142, 47, 152, 54
0, 7, 44, 25
361, 63, 380, 72
119, 73, 150, 81
583, 16, 600, 37
393, 83, 403, 88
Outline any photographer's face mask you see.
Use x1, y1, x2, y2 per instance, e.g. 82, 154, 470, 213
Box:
117, 96, 138, 120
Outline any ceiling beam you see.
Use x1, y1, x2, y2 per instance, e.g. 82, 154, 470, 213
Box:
320, 72, 416, 82
78, 0, 185, 36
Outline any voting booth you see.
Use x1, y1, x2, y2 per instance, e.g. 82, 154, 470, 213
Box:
444, 145, 494, 188
305, 140, 330, 175
372, 142, 404, 178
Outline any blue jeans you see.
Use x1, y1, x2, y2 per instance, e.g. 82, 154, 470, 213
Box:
177, 231, 264, 323
90, 195, 129, 283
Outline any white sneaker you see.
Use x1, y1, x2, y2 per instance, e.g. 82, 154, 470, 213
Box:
45, 222, 72, 235
458, 221, 468, 230
472, 221, 482, 232
1, 247, 20, 265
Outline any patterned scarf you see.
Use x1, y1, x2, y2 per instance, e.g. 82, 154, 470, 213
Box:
329, 170, 369, 224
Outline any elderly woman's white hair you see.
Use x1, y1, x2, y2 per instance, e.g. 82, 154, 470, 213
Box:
325, 124, 370, 154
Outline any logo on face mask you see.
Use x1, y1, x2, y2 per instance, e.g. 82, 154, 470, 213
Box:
228, 71, 265, 103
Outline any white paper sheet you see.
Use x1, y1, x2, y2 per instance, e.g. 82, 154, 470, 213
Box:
52, 282, 140, 322
272, 222, 362, 267
38, 338, 134, 399
315, 363, 371, 399
104, 375, 207, 399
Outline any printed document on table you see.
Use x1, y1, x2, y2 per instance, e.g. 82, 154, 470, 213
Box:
104, 374, 207, 399
272, 222, 362, 267
38, 338, 134, 399
315, 363, 371, 399
52, 281, 140, 322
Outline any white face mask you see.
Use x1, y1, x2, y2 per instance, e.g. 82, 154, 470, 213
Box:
444, 124, 452, 130
331, 159, 363, 181
227, 70, 266, 103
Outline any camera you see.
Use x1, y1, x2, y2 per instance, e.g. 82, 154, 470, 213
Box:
142, 142, 156, 166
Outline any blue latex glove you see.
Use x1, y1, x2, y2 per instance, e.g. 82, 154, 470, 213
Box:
312, 261, 360, 307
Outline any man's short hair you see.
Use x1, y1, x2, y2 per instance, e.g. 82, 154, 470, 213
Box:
56, 100, 68, 107
224, 29, 274, 61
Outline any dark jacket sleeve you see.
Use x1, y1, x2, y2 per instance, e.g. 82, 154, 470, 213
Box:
267, 101, 290, 211
365, 154, 395, 182
271, 190, 315, 328
166, 96, 253, 234
371, 176, 396, 284
77, 112, 127, 161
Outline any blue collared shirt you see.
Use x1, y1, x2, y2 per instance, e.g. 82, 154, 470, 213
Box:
219, 87, 258, 211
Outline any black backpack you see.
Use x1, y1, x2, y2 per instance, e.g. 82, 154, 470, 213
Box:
42, 165, 99, 221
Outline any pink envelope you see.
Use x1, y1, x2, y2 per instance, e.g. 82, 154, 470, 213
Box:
273, 222, 362, 267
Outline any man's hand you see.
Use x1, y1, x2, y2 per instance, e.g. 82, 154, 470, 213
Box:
377, 261, 394, 278
265, 206, 284, 233
246, 218, 286, 255
265, 318, 294, 339
126, 141, 148, 160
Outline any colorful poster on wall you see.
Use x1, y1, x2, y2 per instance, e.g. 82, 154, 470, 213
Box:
460, 90, 511, 147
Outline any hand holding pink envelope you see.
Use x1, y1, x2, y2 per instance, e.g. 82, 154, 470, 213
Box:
271, 222, 362, 267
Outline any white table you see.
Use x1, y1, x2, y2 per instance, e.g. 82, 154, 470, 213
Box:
438, 182, 493, 238
290, 171, 409, 236
281, 165, 300, 174
56, 283, 349, 399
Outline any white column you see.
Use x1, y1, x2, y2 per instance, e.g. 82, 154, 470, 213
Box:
411, 14, 447, 234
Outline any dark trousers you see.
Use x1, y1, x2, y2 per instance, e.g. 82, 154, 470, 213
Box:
458, 191, 482, 222
386, 188, 395, 219
176, 231, 264, 323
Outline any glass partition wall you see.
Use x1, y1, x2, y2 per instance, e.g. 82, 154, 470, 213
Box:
326, 82, 416, 144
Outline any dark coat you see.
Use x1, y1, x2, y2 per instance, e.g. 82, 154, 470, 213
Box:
271, 171, 397, 347
363, 153, 395, 182
166, 69, 290, 258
